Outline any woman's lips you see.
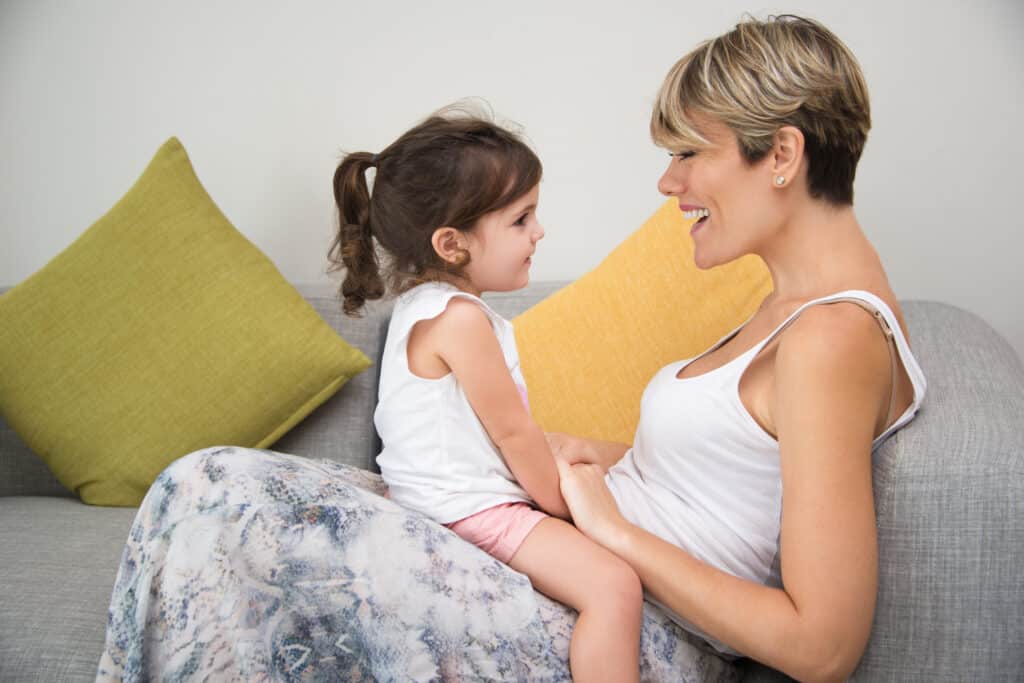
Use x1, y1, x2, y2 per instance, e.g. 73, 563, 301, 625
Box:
690, 214, 709, 236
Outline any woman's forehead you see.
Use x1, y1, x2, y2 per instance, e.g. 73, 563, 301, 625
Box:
685, 111, 733, 146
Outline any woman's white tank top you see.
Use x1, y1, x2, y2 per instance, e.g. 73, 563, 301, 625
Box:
605, 290, 927, 655
374, 282, 534, 524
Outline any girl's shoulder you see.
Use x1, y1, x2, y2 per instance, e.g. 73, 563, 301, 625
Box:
395, 282, 506, 334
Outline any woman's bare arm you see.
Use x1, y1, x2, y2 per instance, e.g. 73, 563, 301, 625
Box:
560, 306, 892, 682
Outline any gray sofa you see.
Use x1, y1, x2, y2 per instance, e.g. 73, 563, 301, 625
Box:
1, 282, 1022, 682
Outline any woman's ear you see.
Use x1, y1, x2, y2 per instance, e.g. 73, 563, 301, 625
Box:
770, 125, 805, 188
431, 227, 467, 265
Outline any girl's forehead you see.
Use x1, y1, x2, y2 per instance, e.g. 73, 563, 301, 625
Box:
504, 184, 541, 211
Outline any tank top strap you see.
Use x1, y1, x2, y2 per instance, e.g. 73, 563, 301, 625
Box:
751, 290, 891, 355
748, 289, 926, 442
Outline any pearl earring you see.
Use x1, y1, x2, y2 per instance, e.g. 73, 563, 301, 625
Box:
775, 175, 785, 186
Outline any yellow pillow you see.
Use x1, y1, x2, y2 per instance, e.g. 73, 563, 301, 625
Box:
0, 138, 371, 506
514, 199, 771, 445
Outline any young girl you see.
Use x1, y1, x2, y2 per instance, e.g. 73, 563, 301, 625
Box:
329, 106, 642, 682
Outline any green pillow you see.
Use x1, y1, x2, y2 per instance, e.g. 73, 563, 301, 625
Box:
0, 137, 370, 506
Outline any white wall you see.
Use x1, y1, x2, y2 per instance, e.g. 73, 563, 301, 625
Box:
2, 0, 1022, 360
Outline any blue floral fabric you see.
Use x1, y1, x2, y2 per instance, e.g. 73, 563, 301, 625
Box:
97, 447, 738, 682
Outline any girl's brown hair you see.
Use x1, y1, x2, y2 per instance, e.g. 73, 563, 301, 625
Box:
328, 104, 542, 315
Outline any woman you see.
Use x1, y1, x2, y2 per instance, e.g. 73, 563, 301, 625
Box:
549, 14, 926, 683
97, 14, 925, 683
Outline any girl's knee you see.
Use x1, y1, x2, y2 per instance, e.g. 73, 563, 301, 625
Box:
588, 556, 643, 614
612, 560, 643, 604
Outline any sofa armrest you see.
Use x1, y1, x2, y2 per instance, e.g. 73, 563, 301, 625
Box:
856, 301, 1024, 680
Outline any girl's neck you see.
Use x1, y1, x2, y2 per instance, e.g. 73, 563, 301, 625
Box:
427, 272, 482, 297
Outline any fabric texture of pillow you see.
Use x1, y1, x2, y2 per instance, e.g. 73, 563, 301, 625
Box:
514, 198, 772, 445
0, 137, 371, 506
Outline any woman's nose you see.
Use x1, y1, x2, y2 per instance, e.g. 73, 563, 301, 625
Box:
657, 160, 683, 196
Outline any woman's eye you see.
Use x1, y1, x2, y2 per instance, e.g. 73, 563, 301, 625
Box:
671, 151, 696, 161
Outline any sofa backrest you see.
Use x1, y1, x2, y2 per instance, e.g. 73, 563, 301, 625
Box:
271, 285, 392, 472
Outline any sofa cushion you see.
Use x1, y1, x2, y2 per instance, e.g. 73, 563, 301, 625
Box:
0, 497, 136, 682
0, 138, 371, 506
513, 198, 772, 444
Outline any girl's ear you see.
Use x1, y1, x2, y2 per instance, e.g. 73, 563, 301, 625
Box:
431, 227, 467, 265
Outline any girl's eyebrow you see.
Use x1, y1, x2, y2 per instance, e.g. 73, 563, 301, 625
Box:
509, 202, 536, 216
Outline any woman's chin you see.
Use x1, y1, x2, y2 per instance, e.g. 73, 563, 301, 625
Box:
692, 251, 718, 271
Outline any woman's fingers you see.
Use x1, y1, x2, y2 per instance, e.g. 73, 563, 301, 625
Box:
555, 462, 625, 546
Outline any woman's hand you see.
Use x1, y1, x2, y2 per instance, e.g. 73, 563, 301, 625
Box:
545, 432, 630, 472
554, 458, 631, 551
545, 432, 596, 466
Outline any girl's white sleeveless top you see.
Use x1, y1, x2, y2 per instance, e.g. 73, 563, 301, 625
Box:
374, 282, 533, 524
605, 290, 927, 655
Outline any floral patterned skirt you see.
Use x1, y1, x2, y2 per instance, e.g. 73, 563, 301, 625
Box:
96, 447, 737, 682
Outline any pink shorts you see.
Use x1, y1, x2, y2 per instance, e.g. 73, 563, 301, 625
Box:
445, 502, 548, 564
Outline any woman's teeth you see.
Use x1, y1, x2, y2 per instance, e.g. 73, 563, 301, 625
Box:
683, 208, 710, 220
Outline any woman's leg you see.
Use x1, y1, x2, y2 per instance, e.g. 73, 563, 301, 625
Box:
99, 447, 571, 682
100, 448, 734, 681
509, 517, 643, 683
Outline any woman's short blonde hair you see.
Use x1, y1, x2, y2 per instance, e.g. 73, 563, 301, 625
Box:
651, 15, 870, 205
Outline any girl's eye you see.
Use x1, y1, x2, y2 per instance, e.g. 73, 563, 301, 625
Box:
514, 213, 529, 226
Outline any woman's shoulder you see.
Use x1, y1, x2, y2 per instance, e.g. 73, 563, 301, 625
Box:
773, 289, 895, 369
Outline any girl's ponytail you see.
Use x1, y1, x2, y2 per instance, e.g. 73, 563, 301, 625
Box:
328, 152, 385, 316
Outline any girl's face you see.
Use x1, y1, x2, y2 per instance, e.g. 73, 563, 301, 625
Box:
462, 184, 544, 294
657, 115, 780, 269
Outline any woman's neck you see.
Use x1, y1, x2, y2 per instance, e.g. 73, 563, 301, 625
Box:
756, 202, 882, 306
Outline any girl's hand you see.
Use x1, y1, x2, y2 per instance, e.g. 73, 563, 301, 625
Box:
555, 458, 630, 551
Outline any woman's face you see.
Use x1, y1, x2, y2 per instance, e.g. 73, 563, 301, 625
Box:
657, 115, 779, 270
